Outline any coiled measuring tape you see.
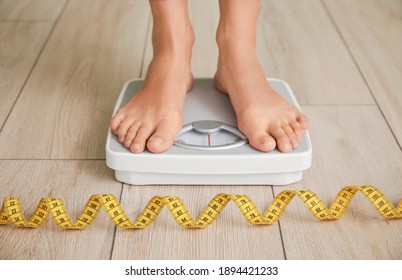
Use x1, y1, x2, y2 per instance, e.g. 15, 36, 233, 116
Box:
1, 185, 401, 229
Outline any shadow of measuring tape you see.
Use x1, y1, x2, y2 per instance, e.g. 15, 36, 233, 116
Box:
1, 185, 401, 229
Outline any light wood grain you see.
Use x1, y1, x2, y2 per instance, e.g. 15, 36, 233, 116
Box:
0, 21, 53, 127
0, 0, 150, 159
0, 160, 122, 259
0, 0, 401, 261
188, 0, 219, 77
324, 0, 402, 146
0, 0, 66, 21
275, 106, 402, 259
112, 185, 284, 259
257, 0, 374, 105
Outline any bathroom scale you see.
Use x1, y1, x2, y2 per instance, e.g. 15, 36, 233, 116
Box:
106, 78, 312, 185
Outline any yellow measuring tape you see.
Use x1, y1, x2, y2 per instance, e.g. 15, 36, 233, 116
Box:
1, 185, 401, 229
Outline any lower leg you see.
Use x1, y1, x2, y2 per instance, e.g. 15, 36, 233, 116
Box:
214, 0, 308, 152
110, 0, 194, 153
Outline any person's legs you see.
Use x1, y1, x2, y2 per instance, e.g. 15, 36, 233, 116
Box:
110, 0, 194, 153
214, 0, 308, 152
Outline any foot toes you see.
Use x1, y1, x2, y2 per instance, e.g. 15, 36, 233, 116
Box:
147, 121, 181, 153
297, 113, 309, 130
117, 120, 134, 143
147, 136, 169, 153
247, 131, 276, 152
290, 121, 304, 142
110, 110, 125, 132
130, 126, 152, 153
283, 125, 299, 149
124, 122, 140, 148
270, 126, 292, 152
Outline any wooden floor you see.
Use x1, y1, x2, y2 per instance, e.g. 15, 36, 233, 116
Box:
0, 0, 401, 260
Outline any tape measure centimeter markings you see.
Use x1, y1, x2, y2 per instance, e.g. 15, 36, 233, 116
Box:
0, 185, 401, 230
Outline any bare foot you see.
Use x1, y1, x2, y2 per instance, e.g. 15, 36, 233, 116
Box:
214, 56, 308, 152
110, 0, 194, 153
110, 57, 193, 153
214, 0, 308, 153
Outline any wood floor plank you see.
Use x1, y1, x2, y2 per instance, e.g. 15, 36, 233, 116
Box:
188, 0, 219, 77
0, 160, 122, 259
324, 0, 402, 146
0, 0, 66, 21
1, 0, 400, 261
112, 185, 284, 259
257, 0, 374, 105
275, 105, 402, 259
0, 0, 150, 159
0, 21, 53, 127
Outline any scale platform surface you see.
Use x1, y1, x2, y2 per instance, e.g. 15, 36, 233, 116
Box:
106, 78, 312, 185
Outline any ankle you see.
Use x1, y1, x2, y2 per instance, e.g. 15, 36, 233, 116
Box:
216, 24, 256, 61
153, 28, 194, 63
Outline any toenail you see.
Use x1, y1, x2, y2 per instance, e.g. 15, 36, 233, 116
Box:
131, 143, 141, 152
283, 143, 292, 151
149, 137, 163, 145
264, 139, 274, 145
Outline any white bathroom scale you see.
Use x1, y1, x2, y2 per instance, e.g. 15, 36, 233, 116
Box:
106, 78, 312, 185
